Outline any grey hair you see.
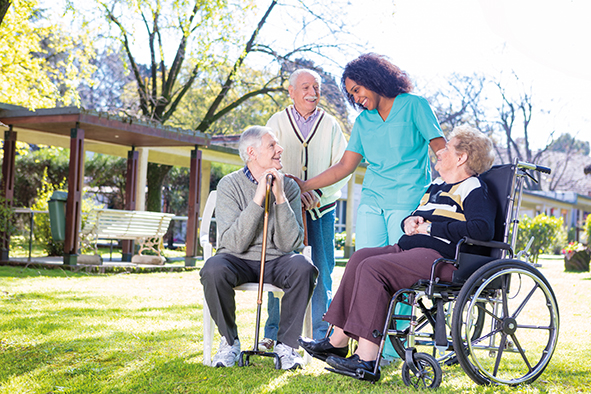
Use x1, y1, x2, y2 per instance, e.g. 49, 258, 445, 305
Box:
449, 125, 495, 175
238, 126, 273, 164
289, 69, 321, 89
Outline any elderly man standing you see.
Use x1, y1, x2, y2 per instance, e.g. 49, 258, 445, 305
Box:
259, 69, 350, 348
200, 126, 318, 370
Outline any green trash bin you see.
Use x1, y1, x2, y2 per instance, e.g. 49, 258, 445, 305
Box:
48, 191, 68, 242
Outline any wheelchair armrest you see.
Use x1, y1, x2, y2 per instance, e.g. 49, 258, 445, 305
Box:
455, 237, 513, 259
462, 237, 511, 250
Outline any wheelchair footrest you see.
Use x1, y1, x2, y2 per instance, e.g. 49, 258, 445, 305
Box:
325, 367, 381, 382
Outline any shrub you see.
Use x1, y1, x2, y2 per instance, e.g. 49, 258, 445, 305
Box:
31, 169, 103, 256
515, 214, 564, 263
334, 231, 354, 251
0, 195, 17, 252
584, 214, 591, 245
31, 171, 65, 256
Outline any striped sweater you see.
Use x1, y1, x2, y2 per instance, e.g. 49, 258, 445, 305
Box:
398, 176, 496, 259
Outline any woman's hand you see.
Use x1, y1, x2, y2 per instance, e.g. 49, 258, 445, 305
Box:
285, 174, 308, 191
403, 216, 424, 235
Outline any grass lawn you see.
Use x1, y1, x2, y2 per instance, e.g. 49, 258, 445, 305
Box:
1, 255, 590, 393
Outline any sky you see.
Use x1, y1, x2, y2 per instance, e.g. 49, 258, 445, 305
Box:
341, 0, 591, 150
45, 0, 591, 152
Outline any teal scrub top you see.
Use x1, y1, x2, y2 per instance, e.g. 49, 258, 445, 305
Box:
347, 93, 444, 210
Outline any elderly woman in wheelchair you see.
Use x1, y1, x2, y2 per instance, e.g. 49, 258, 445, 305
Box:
300, 125, 560, 388
300, 125, 495, 376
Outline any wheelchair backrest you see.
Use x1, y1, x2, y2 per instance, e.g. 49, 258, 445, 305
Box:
477, 164, 516, 257
452, 164, 516, 283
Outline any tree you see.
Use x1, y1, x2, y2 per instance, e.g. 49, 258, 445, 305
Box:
421, 73, 487, 136
0, 0, 95, 109
0, 0, 10, 26
91, 0, 357, 211
548, 133, 590, 156
77, 47, 137, 112
84, 153, 128, 209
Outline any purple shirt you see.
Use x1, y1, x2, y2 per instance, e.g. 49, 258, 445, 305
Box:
290, 106, 320, 139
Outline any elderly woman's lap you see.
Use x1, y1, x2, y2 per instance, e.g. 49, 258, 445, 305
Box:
325, 246, 451, 343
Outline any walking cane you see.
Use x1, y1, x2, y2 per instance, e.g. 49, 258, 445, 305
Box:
238, 173, 282, 369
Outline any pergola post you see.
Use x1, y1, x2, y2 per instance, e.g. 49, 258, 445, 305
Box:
1, 127, 17, 261
185, 147, 202, 267
122, 148, 138, 261
63, 126, 84, 265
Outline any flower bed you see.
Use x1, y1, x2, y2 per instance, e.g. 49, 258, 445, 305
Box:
562, 242, 590, 272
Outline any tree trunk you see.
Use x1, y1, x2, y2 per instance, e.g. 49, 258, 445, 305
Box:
0, 0, 10, 26
146, 163, 172, 212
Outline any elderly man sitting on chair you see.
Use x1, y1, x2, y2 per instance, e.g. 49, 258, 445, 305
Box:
200, 126, 318, 370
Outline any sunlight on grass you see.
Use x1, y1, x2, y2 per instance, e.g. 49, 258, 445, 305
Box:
1, 255, 590, 393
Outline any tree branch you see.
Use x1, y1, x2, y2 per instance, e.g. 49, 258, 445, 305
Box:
201, 86, 285, 132
161, 63, 201, 123
196, 0, 278, 133
102, 4, 149, 116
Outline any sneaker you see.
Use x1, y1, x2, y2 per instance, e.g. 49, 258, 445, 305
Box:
274, 342, 303, 370
212, 337, 240, 367
258, 337, 275, 352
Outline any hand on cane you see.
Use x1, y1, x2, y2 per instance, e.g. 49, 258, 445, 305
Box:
254, 168, 286, 206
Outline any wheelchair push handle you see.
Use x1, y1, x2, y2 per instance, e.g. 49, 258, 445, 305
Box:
517, 161, 551, 174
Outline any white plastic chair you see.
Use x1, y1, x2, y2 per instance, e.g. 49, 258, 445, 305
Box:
200, 191, 313, 366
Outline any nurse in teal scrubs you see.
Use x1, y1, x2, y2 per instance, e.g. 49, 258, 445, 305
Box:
290, 53, 446, 362
292, 53, 446, 250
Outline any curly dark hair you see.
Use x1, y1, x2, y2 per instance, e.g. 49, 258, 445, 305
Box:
341, 53, 413, 110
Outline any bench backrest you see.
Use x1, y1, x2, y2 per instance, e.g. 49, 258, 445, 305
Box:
82, 209, 175, 239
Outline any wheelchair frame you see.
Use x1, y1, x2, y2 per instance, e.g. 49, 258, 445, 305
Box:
340, 161, 560, 388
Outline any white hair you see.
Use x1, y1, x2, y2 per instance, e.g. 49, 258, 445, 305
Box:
289, 69, 321, 89
238, 126, 274, 164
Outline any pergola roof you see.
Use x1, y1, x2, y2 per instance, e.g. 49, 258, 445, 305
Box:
0, 104, 210, 148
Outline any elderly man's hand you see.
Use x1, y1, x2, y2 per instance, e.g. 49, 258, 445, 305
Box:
253, 169, 285, 206
301, 191, 320, 210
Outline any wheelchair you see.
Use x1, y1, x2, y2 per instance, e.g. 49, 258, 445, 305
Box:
337, 161, 560, 389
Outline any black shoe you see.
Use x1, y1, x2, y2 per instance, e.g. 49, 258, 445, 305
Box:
326, 354, 379, 376
298, 337, 348, 361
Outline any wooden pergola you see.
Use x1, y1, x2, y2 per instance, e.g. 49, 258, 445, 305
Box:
0, 104, 210, 266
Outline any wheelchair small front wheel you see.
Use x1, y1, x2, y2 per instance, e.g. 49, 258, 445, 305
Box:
401, 352, 442, 389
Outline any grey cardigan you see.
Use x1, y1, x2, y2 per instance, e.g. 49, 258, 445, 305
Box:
215, 169, 305, 261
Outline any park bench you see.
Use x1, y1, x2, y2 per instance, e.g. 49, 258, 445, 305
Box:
80, 209, 175, 264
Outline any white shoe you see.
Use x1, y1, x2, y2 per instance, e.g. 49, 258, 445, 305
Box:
274, 342, 303, 370
258, 337, 275, 352
212, 337, 240, 367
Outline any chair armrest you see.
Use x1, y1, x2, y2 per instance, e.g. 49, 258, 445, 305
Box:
455, 236, 513, 259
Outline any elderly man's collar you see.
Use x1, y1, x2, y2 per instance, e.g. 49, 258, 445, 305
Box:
243, 166, 258, 184
290, 105, 321, 122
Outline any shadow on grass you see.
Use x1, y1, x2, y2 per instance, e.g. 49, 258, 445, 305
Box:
0, 266, 96, 279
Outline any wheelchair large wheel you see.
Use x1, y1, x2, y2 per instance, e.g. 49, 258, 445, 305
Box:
451, 259, 559, 385
389, 290, 484, 364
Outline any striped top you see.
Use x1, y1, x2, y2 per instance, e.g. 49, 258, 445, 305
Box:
398, 176, 496, 259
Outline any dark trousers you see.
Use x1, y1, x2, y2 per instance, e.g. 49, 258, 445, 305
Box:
324, 245, 454, 345
200, 252, 318, 349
